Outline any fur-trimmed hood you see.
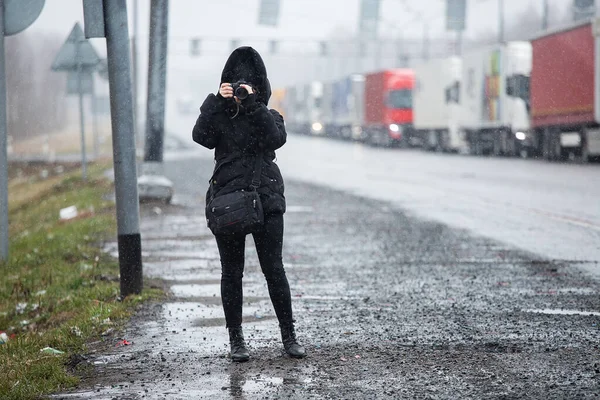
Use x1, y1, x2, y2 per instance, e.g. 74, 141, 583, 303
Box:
220, 46, 271, 106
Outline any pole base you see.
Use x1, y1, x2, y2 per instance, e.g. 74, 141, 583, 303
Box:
118, 233, 142, 297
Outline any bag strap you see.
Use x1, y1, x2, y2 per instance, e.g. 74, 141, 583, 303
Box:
249, 152, 263, 191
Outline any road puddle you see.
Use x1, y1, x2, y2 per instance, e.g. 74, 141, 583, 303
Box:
144, 259, 218, 279
163, 302, 275, 328
170, 283, 221, 297
164, 302, 222, 321
143, 249, 219, 260
228, 374, 313, 393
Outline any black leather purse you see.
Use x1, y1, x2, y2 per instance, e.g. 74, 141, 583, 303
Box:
205, 154, 264, 236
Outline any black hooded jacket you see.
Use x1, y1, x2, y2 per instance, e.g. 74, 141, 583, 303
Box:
192, 47, 287, 215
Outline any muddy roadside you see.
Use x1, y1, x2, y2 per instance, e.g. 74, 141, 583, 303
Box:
52, 156, 600, 400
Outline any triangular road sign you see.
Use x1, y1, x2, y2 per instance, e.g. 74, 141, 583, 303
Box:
51, 23, 101, 71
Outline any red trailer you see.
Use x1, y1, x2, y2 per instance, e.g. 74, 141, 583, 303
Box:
363, 69, 416, 147
530, 20, 600, 160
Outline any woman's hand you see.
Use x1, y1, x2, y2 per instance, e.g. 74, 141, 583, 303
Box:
239, 84, 254, 95
234, 84, 254, 103
219, 83, 234, 98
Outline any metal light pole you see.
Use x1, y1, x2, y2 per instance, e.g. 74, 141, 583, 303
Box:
103, 0, 143, 296
422, 21, 430, 60
396, 34, 404, 68
355, 39, 363, 73
132, 0, 138, 144
542, 0, 549, 30
0, 0, 45, 261
499, 0, 505, 43
144, 0, 168, 163
137, 0, 173, 203
595, 0, 600, 123
375, 39, 383, 70
0, 0, 8, 261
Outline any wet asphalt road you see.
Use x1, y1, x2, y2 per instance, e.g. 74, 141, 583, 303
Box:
53, 134, 600, 399
274, 135, 600, 270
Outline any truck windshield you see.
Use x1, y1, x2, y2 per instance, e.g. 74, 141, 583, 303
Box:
387, 89, 413, 109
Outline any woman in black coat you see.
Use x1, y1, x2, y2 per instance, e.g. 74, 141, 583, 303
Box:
192, 47, 306, 362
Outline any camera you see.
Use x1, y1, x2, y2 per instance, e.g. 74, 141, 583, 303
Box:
231, 81, 251, 100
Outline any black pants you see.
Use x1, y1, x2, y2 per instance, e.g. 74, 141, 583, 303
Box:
215, 213, 294, 329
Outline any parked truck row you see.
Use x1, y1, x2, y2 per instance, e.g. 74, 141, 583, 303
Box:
274, 19, 600, 162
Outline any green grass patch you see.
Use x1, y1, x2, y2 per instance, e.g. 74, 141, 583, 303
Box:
0, 161, 163, 400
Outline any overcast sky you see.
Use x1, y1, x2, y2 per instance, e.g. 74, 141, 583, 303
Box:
30, 0, 573, 40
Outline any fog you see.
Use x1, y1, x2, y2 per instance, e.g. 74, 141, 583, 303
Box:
6, 0, 575, 150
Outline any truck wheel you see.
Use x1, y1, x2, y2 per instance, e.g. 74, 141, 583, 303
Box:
467, 132, 479, 156
542, 129, 560, 161
554, 131, 564, 161
492, 132, 502, 157
432, 131, 440, 152
541, 130, 549, 160
364, 130, 373, 146
542, 130, 551, 160
505, 132, 516, 157
341, 127, 349, 141
474, 136, 484, 156
580, 130, 589, 163
439, 131, 449, 153
426, 131, 435, 151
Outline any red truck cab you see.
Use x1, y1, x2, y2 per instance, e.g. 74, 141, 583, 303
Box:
364, 69, 415, 147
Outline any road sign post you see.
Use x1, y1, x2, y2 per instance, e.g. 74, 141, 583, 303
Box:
52, 23, 101, 180
91, 74, 99, 159
0, 1, 8, 261
0, 0, 46, 261
76, 39, 88, 180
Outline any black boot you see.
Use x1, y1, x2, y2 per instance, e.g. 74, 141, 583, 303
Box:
228, 327, 250, 362
280, 323, 306, 359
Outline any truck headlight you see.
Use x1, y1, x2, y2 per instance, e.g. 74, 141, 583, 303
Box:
389, 124, 400, 133
312, 122, 323, 132
515, 131, 526, 141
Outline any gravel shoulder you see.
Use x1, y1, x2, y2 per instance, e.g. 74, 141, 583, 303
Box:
52, 156, 600, 400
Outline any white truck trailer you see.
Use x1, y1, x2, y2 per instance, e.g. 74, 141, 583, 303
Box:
459, 42, 532, 156
304, 81, 325, 135
331, 74, 365, 141
413, 56, 465, 152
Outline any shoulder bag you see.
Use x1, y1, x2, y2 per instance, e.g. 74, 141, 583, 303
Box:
205, 154, 264, 236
